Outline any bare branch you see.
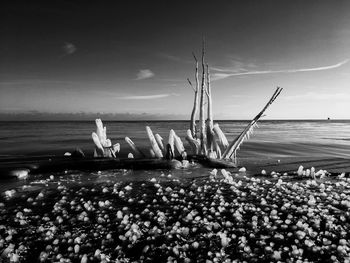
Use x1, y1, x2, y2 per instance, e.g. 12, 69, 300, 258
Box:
205, 63, 214, 152
221, 87, 283, 160
199, 37, 207, 155
192, 52, 198, 62
189, 50, 200, 139
187, 78, 195, 92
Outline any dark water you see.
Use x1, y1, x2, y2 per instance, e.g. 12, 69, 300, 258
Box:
0, 119, 350, 192
1, 120, 350, 159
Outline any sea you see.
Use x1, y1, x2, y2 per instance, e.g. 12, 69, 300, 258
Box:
0, 120, 350, 190
1, 120, 350, 159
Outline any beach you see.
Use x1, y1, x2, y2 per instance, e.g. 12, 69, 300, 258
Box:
1, 159, 350, 262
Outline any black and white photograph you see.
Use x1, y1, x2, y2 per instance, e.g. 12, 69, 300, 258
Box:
0, 1, 350, 262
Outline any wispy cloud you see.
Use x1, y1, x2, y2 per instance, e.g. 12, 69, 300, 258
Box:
211, 59, 257, 73
136, 69, 155, 80
284, 92, 350, 101
117, 93, 179, 100
212, 59, 349, 80
62, 42, 77, 56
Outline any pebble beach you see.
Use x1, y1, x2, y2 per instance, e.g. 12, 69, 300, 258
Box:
1, 165, 350, 262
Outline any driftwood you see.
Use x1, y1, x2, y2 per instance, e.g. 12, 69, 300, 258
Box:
120, 46, 281, 166
221, 87, 283, 160
199, 39, 207, 155
205, 63, 215, 154
188, 52, 199, 139
166, 85, 280, 162
84, 40, 282, 169
185, 129, 200, 154
86, 44, 282, 169
0, 155, 236, 178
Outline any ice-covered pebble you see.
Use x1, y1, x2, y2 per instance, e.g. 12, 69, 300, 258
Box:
124, 185, 132, 191
12, 169, 29, 179
239, 167, 246, 172
4, 189, 16, 198
74, 244, 80, 253
210, 169, 218, 176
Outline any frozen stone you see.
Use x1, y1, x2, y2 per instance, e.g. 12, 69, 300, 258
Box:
74, 244, 80, 253
238, 167, 246, 172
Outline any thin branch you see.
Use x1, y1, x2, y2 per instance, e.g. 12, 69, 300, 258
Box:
206, 63, 213, 129
192, 52, 198, 62
221, 87, 283, 160
206, 63, 214, 153
199, 37, 207, 155
187, 78, 195, 92
189, 50, 200, 139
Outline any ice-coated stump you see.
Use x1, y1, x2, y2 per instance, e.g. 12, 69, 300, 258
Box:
92, 119, 118, 158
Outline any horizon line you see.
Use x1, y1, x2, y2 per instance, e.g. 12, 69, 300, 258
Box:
0, 118, 347, 122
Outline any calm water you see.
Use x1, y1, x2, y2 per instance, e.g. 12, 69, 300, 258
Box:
1, 120, 350, 159
0, 120, 349, 191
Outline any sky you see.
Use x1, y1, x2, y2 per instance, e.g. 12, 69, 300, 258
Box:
1, 1, 350, 120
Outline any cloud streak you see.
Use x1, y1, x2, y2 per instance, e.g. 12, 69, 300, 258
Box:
212, 59, 349, 80
117, 93, 179, 100
284, 92, 350, 101
136, 69, 155, 80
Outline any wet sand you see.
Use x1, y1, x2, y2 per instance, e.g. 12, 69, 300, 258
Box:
1, 158, 350, 262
